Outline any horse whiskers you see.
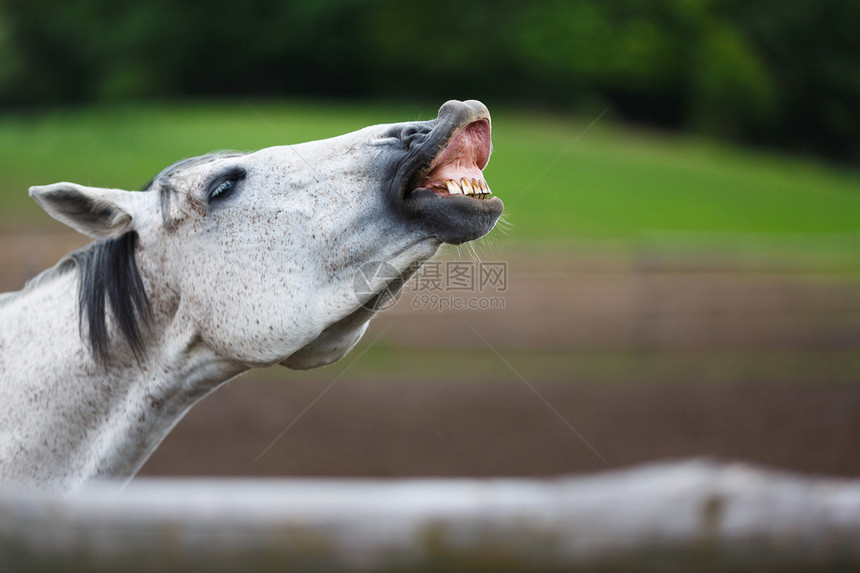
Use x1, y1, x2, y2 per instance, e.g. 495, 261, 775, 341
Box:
467, 242, 484, 266
495, 212, 514, 231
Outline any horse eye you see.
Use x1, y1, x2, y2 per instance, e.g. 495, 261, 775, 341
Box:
211, 180, 234, 200
208, 168, 246, 202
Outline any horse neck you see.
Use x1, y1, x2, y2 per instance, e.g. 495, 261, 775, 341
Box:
0, 269, 245, 491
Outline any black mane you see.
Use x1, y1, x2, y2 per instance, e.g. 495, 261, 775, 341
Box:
71, 232, 151, 366
60, 151, 246, 366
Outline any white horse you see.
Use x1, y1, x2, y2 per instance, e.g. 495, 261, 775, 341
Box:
0, 100, 502, 491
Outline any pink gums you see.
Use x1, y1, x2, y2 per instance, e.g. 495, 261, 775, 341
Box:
420, 119, 491, 193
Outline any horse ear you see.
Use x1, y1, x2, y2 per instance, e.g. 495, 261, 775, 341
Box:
29, 183, 142, 239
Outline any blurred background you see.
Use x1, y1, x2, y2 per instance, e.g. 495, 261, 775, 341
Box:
0, 0, 858, 479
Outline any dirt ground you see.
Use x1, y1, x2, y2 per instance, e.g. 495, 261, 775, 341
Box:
2, 230, 859, 479
141, 376, 860, 478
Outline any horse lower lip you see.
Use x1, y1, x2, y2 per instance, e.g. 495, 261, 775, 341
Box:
410, 188, 503, 210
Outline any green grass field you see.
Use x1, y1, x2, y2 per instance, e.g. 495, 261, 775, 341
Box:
1, 100, 858, 247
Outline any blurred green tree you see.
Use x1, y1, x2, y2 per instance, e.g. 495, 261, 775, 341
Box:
0, 0, 856, 164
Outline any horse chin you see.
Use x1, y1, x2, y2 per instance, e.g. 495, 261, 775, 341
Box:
280, 310, 372, 370
280, 265, 413, 370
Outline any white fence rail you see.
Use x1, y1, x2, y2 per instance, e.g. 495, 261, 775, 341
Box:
2, 459, 859, 572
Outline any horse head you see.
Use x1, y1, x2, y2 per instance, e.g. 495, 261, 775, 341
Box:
28, 100, 503, 372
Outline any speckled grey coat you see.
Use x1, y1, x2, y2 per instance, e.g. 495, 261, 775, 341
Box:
0, 100, 502, 491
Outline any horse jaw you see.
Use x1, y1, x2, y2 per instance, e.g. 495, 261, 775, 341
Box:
280, 308, 371, 370
281, 247, 430, 370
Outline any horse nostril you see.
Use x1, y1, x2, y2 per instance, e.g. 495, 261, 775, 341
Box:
401, 125, 429, 149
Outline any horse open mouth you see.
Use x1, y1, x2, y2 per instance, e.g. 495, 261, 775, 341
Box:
398, 100, 504, 245
415, 119, 494, 200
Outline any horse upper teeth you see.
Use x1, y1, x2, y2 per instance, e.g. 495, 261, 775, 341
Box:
444, 178, 491, 198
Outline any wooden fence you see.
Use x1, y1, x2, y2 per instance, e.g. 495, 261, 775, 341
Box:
2, 459, 859, 572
